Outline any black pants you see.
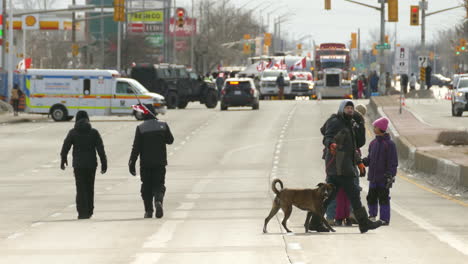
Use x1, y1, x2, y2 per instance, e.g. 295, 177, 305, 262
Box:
74, 168, 96, 217
12, 99, 19, 114
140, 166, 166, 213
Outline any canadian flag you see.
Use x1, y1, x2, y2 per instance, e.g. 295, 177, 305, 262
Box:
290, 57, 307, 71
256, 61, 267, 72
17, 58, 32, 71
132, 104, 149, 114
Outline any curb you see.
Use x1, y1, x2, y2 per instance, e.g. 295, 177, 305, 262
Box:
367, 97, 468, 189
0, 114, 49, 125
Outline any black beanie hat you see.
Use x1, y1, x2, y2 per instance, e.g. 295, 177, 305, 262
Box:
345, 101, 354, 108
75, 110, 89, 122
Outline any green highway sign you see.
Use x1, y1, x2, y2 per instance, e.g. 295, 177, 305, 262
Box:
376, 44, 391, 50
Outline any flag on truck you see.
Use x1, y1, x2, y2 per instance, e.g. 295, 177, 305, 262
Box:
290, 57, 307, 71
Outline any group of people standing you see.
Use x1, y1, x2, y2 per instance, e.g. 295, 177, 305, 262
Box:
60, 105, 174, 219
352, 72, 379, 99
310, 99, 399, 233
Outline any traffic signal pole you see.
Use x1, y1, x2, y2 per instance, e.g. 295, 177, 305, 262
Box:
379, 0, 386, 95
420, 0, 426, 90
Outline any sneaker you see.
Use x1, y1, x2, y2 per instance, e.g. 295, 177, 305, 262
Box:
344, 218, 353, 226
368, 216, 376, 221
155, 202, 164, 219
380, 220, 389, 226
144, 212, 152, 218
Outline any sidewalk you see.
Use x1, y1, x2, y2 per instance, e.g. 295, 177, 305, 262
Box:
0, 112, 50, 124
369, 95, 468, 189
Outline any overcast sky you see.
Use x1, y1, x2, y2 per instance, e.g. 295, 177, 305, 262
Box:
176, 0, 465, 48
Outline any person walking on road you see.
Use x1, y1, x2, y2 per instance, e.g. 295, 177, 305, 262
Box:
409, 73, 417, 91
60, 111, 107, 219
309, 99, 382, 233
10, 84, 23, 116
400, 74, 409, 94
357, 76, 365, 99
129, 104, 174, 219
363, 117, 398, 225
276, 72, 285, 100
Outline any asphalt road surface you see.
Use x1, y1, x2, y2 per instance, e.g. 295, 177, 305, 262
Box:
0, 100, 467, 264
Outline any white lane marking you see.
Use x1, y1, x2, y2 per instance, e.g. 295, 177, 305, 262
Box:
171, 211, 189, 219
177, 202, 194, 210
392, 202, 468, 256
169, 152, 174, 156
185, 194, 200, 200
51, 213, 61, 218
143, 221, 183, 248
288, 243, 302, 250
41, 164, 53, 168
273, 160, 279, 165
31, 222, 43, 228
360, 181, 468, 256
131, 253, 163, 264
68, 204, 75, 208
7, 233, 24, 239
174, 147, 180, 151
181, 141, 186, 145
192, 179, 212, 193
52, 159, 60, 163
105, 187, 112, 191
32, 169, 39, 173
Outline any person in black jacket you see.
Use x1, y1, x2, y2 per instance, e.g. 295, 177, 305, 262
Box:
129, 104, 174, 218
309, 100, 382, 233
60, 111, 107, 219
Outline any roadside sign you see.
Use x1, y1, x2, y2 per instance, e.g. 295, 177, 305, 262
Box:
22, 14, 39, 30
418, 56, 429, 67
376, 44, 391, 50
395, 47, 409, 74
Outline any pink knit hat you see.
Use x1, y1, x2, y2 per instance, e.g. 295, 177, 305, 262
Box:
372, 117, 389, 132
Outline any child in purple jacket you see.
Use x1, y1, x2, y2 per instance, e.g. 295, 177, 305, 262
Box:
363, 117, 398, 225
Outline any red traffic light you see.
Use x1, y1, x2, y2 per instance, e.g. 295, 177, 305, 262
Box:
177, 11, 184, 17
411, 7, 419, 13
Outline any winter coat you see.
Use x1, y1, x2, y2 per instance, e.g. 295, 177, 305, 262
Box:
60, 119, 107, 169
276, 75, 285, 87
322, 100, 366, 177
364, 133, 398, 184
129, 119, 174, 168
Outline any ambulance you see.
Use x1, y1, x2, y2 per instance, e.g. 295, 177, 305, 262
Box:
23, 69, 166, 121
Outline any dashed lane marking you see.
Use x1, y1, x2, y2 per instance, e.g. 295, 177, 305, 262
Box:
7, 233, 24, 239
143, 221, 183, 248
51, 213, 61, 218
131, 253, 163, 264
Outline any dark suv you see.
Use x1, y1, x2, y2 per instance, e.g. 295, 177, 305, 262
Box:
130, 63, 218, 109
220, 78, 260, 110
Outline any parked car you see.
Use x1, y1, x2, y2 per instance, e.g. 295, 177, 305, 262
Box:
220, 78, 260, 111
451, 77, 468, 116
431, 74, 451, 87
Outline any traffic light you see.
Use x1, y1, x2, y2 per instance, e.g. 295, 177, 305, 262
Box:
388, 0, 398, 22
176, 8, 186, 28
72, 44, 79, 57
113, 0, 125, 22
297, 44, 303, 50
372, 43, 377, 56
385, 35, 389, 44
325, 0, 331, 10
460, 38, 466, 51
243, 43, 251, 54
456, 46, 461, 55
264, 33, 272, 47
410, 5, 419, 26
351, 32, 357, 49
420, 67, 426, 82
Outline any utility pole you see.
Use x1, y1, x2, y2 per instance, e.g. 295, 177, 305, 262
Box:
173, 0, 176, 64
7, 0, 13, 101
190, 0, 194, 69
378, 0, 386, 95
72, 0, 76, 68
420, 0, 427, 90
100, 0, 104, 68
1, 0, 5, 72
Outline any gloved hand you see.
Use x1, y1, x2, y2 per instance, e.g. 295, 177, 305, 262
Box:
101, 163, 107, 174
385, 174, 395, 189
60, 158, 68, 170
329, 143, 337, 155
362, 157, 370, 167
129, 161, 136, 176
358, 163, 366, 177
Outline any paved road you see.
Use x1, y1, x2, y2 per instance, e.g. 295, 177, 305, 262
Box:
0, 101, 467, 263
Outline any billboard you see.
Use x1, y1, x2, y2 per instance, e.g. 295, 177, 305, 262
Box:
169, 18, 197, 37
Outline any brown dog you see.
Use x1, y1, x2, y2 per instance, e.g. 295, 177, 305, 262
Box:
263, 179, 335, 233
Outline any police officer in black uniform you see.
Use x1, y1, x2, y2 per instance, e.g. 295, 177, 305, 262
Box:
60, 111, 107, 219
129, 104, 174, 218
309, 100, 382, 233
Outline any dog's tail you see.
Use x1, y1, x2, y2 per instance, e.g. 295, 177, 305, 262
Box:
272, 179, 283, 195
